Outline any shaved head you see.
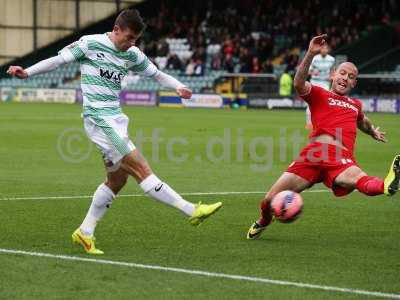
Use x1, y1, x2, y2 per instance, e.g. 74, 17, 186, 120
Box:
337, 62, 358, 76
330, 61, 358, 95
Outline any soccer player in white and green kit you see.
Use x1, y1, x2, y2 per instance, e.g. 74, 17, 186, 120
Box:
7, 9, 222, 255
305, 43, 335, 130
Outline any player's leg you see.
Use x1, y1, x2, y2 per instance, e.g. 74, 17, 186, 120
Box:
73, 167, 128, 254
335, 155, 400, 196
121, 149, 222, 226
73, 115, 134, 254
333, 165, 375, 194
247, 172, 312, 239
79, 167, 128, 236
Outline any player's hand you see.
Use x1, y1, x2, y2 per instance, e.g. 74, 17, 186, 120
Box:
7, 66, 28, 79
308, 34, 328, 55
177, 86, 192, 99
371, 126, 387, 143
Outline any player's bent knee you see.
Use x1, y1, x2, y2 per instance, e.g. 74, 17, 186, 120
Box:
121, 151, 153, 182
335, 167, 367, 189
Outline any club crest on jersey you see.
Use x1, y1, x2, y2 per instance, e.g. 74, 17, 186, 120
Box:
100, 68, 123, 84
328, 97, 358, 113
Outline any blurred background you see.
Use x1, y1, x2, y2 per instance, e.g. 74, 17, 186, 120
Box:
0, 0, 400, 111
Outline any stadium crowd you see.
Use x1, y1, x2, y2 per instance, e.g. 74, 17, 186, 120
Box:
140, 0, 398, 75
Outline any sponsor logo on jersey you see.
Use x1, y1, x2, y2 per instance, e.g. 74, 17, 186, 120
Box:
328, 97, 358, 113
100, 68, 123, 84
97, 53, 105, 60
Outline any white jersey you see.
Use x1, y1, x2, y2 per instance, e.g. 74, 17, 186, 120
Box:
59, 33, 158, 117
309, 54, 335, 90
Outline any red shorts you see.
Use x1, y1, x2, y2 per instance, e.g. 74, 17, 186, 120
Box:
287, 142, 358, 197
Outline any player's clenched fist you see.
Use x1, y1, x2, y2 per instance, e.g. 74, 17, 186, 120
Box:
7, 66, 28, 79
177, 86, 192, 99
308, 34, 328, 55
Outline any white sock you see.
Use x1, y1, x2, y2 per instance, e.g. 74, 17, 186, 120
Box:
80, 183, 115, 236
140, 174, 195, 216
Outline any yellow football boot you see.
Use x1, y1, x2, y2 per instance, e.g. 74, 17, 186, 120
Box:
189, 202, 222, 226
247, 222, 268, 240
72, 228, 104, 255
384, 155, 400, 196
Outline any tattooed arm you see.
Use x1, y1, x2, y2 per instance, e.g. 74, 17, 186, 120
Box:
294, 34, 327, 96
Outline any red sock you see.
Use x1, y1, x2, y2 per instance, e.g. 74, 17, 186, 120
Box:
257, 200, 273, 226
356, 176, 384, 196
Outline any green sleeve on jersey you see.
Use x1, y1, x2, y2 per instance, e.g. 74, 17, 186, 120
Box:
131, 57, 150, 73
70, 45, 86, 61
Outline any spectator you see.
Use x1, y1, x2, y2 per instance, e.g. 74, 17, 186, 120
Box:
223, 39, 235, 56
279, 68, 293, 97
251, 57, 261, 73
194, 58, 205, 76
156, 39, 169, 57
223, 53, 235, 73
166, 54, 183, 71
185, 58, 196, 75
211, 53, 222, 70
238, 47, 252, 73
262, 59, 274, 73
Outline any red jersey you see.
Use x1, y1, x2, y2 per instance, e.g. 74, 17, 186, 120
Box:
301, 84, 364, 155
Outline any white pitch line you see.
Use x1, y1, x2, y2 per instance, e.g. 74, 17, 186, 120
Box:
0, 248, 399, 299
0, 190, 330, 202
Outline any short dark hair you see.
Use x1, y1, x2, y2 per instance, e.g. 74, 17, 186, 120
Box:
115, 9, 146, 33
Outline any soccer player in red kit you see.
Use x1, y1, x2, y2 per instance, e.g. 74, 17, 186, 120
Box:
247, 35, 400, 239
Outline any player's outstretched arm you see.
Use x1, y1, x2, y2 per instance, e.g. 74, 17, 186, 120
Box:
154, 71, 192, 99
294, 34, 327, 95
7, 55, 67, 79
357, 115, 387, 142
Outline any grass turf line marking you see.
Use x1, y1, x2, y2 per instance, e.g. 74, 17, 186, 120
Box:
0, 190, 329, 201
0, 248, 399, 299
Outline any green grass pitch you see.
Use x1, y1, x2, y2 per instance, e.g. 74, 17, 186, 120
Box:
0, 102, 399, 299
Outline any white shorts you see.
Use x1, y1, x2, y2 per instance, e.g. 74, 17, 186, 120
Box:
84, 114, 136, 172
